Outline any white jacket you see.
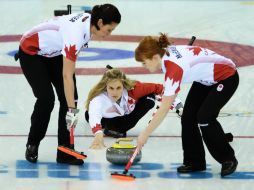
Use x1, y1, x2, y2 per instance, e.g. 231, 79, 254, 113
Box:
88, 81, 164, 134
20, 12, 91, 62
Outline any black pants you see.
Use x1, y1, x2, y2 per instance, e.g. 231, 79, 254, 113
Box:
85, 94, 156, 133
181, 71, 239, 166
18, 48, 78, 147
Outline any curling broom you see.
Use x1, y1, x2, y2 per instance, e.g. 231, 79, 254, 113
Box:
111, 147, 139, 180
57, 124, 87, 160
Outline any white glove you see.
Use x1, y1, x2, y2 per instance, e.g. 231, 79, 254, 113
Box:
171, 98, 184, 117
66, 108, 79, 130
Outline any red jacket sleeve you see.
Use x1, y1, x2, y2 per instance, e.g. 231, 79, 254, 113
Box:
128, 81, 163, 101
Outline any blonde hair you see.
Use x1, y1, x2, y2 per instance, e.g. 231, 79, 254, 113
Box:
135, 33, 171, 62
85, 68, 136, 110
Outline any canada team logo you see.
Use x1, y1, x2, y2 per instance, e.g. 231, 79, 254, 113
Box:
217, 84, 224, 91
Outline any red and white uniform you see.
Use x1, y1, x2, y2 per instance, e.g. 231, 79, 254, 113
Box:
162, 45, 236, 96
88, 82, 163, 135
20, 13, 91, 62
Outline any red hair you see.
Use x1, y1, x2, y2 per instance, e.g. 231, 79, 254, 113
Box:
135, 33, 171, 62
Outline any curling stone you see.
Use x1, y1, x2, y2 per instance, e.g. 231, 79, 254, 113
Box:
106, 138, 142, 165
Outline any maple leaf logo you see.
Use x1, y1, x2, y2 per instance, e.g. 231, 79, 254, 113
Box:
164, 60, 183, 84
128, 98, 135, 105
163, 60, 183, 95
127, 97, 136, 111
165, 77, 181, 95
188, 47, 202, 56
92, 123, 102, 134
64, 44, 77, 62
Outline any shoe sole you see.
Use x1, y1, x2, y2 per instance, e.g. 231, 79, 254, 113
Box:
177, 168, 206, 173
221, 162, 238, 177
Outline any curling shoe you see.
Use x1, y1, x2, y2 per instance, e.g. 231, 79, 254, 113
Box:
221, 158, 238, 177
177, 165, 206, 173
104, 129, 126, 138
56, 149, 84, 165
25, 144, 38, 163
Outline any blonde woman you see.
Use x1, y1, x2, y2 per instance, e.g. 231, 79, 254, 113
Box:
85, 68, 164, 149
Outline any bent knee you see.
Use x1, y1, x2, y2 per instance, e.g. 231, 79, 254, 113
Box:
145, 94, 156, 108
197, 111, 216, 127
37, 96, 55, 111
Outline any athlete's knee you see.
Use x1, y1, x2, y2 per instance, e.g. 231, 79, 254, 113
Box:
181, 109, 197, 126
37, 94, 55, 111
197, 110, 215, 128
143, 94, 156, 109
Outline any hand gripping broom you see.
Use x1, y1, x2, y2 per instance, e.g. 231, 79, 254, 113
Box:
58, 117, 87, 160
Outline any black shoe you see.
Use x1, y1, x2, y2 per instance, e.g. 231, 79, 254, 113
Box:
104, 129, 126, 138
221, 158, 238, 177
177, 165, 206, 173
56, 149, 84, 165
25, 145, 38, 163
225, 133, 233, 142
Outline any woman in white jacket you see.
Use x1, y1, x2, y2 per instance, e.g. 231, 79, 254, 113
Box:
18, 4, 121, 165
134, 33, 239, 177
85, 68, 165, 149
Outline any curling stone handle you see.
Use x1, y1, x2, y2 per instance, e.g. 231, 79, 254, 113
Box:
116, 137, 133, 143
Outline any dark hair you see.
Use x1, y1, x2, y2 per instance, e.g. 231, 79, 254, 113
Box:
91, 4, 121, 30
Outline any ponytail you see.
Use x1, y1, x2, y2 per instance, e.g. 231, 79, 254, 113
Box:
135, 33, 171, 62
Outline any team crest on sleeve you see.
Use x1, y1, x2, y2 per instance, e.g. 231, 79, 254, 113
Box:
188, 46, 202, 56
64, 44, 77, 62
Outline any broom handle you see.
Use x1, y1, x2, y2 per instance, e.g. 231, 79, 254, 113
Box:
70, 126, 75, 149
67, 5, 72, 14
188, 36, 196, 45
123, 147, 139, 174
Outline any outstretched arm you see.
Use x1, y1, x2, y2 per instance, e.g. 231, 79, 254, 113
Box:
90, 133, 106, 149
88, 97, 106, 149
136, 94, 177, 151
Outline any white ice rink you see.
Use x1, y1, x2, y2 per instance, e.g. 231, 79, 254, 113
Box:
0, 0, 254, 190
